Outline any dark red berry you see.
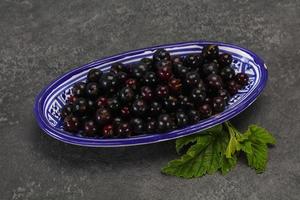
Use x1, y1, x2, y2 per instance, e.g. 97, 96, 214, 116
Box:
199, 104, 212, 119
141, 86, 153, 101
72, 82, 86, 97
107, 97, 121, 113
212, 97, 226, 113
220, 66, 235, 80
156, 85, 169, 98
125, 78, 138, 91
96, 97, 108, 108
168, 78, 182, 94
67, 95, 77, 104
83, 120, 97, 136
87, 69, 103, 82
157, 66, 173, 81
63, 115, 79, 132
103, 124, 114, 138
206, 74, 223, 91
95, 108, 111, 125
61, 104, 73, 119
235, 73, 249, 86
218, 53, 232, 67
120, 106, 130, 118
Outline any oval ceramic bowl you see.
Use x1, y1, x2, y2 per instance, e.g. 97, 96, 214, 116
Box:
34, 41, 267, 147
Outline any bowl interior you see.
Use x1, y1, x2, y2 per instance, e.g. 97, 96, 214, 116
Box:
37, 42, 262, 145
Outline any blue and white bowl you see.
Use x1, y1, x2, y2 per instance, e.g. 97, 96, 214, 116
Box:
34, 41, 268, 147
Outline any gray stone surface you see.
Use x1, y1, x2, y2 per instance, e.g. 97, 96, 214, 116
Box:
0, 0, 300, 199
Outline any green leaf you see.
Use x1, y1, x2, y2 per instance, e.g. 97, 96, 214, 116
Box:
239, 125, 276, 173
221, 155, 237, 175
175, 124, 223, 154
224, 122, 242, 158
162, 129, 233, 178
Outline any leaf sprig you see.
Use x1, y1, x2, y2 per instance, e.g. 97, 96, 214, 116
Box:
161, 122, 275, 178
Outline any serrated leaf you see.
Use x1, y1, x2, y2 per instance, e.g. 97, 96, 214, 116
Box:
221, 155, 237, 175
246, 142, 268, 173
248, 125, 276, 145
175, 124, 223, 154
162, 129, 232, 178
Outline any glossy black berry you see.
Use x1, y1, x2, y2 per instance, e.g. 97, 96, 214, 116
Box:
61, 104, 73, 119
107, 97, 121, 113
116, 122, 132, 137
86, 99, 96, 113
153, 48, 171, 63
190, 88, 206, 103
72, 82, 86, 97
220, 66, 235, 80
178, 95, 193, 109
110, 62, 127, 74
142, 72, 158, 87
119, 87, 134, 103
130, 118, 145, 134
163, 96, 178, 111
73, 98, 88, 116
176, 111, 189, 128
185, 71, 201, 87
131, 66, 144, 79
149, 101, 162, 117
188, 110, 201, 123
83, 120, 97, 136
206, 74, 223, 91
141, 86, 153, 101
132, 99, 147, 116
196, 79, 206, 92
235, 73, 249, 86
95, 108, 111, 125
172, 56, 183, 64
87, 69, 103, 82
63, 115, 79, 133
202, 62, 219, 76
157, 114, 173, 132
184, 54, 202, 69
212, 97, 226, 113
174, 64, 189, 79
146, 118, 157, 133
217, 89, 230, 104
99, 73, 118, 94
218, 53, 232, 67
85, 82, 100, 99
202, 44, 219, 60
140, 57, 153, 70
198, 104, 212, 119
227, 80, 240, 95
113, 117, 123, 127
116, 72, 128, 84
203, 97, 212, 105
156, 85, 169, 99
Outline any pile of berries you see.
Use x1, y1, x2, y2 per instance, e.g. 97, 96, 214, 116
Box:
61, 45, 249, 138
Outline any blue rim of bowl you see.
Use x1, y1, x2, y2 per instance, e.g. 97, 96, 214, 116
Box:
34, 40, 268, 147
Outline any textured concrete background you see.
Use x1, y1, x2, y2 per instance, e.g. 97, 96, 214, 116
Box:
0, 0, 300, 199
